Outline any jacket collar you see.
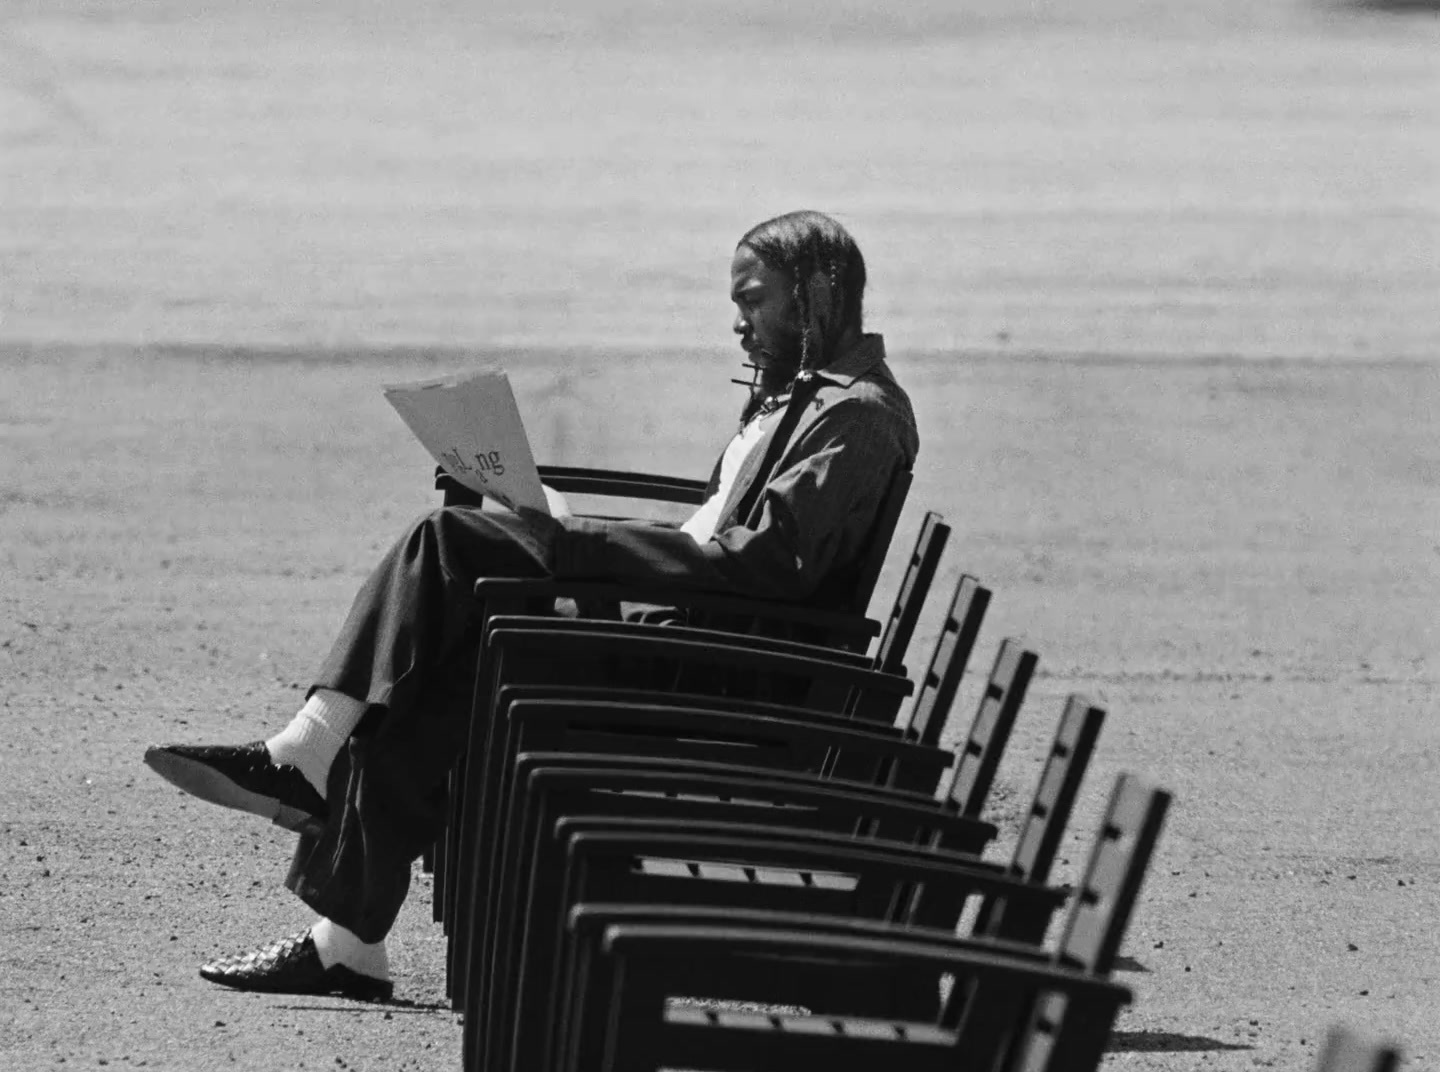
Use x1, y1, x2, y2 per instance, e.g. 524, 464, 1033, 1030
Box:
809, 333, 889, 388
713, 332, 892, 533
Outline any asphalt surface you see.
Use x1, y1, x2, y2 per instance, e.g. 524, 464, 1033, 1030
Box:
2, 1, 1438, 1067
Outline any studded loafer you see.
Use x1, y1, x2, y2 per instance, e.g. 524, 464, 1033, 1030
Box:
143, 740, 327, 833
199, 930, 393, 1001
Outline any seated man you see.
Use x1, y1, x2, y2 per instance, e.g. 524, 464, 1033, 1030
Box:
144, 209, 919, 1000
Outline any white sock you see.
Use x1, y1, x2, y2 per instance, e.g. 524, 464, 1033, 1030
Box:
265, 689, 367, 799
310, 917, 389, 981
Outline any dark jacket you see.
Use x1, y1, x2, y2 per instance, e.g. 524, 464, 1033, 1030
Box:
551, 334, 918, 609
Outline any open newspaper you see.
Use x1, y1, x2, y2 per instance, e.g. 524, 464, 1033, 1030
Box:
382, 368, 549, 515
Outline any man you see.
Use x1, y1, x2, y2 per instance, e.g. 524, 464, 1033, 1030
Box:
144, 209, 918, 1000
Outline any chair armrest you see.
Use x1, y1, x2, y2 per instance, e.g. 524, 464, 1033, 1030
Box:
513, 759, 995, 858
565, 828, 1035, 901
554, 816, 1025, 891
436, 467, 486, 508
509, 699, 948, 774
437, 464, 706, 507
475, 578, 881, 645
537, 465, 708, 505
485, 615, 874, 668
557, 900, 1060, 1030
489, 627, 912, 699
516, 754, 948, 812
600, 923, 1127, 1002
494, 685, 904, 739
567, 902, 1047, 962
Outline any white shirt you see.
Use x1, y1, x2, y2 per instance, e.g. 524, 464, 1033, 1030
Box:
680, 408, 784, 544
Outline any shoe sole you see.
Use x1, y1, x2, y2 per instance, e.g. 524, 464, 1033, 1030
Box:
144, 749, 321, 834
200, 963, 394, 1002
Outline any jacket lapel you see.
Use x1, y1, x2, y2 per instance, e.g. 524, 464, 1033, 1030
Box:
714, 382, 828, 532
712, 417, 782, 531
702, 451, 725, 501
710, 335, 889, 533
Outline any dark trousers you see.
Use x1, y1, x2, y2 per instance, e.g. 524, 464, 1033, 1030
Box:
284, 507, 552, 942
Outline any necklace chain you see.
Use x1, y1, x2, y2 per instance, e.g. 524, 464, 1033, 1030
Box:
735, 362, 812, 431
742, 390, 791, 430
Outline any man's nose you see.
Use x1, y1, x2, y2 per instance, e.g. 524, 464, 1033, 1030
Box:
733, 309, 749, 335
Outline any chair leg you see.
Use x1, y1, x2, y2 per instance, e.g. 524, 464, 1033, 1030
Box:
429, 826, 447, 925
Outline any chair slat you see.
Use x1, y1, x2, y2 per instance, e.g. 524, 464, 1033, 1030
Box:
870, 511, 950, 676
941, 637, 1037, 818
898, 575, 990, 746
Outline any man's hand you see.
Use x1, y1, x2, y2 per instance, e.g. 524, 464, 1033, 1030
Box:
542, 484, 573, 519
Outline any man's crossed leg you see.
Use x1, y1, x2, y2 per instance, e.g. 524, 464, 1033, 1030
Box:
145, 507, 551, 1000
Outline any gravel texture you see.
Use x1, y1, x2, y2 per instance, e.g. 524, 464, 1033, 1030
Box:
2, 2, 1438, 1067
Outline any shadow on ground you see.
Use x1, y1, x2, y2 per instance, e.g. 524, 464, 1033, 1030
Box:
1340, 0, 1440, 11
270, 998, 451, 1015
1110, 1031, 1255, 1053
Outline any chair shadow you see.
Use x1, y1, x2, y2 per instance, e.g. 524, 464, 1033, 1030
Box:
270, 996, 451, 1015
1109, 1031, 1255, 1053
1341, 0, 1440, 10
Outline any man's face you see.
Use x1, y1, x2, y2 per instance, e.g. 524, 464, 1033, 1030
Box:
730, 245, 801, 382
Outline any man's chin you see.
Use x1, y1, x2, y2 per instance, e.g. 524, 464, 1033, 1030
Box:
764, 358, 802, 385
744, 348, 800, 388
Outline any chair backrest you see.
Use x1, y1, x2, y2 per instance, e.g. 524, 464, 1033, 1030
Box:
896, 574, 991, 747
1315, 1027, 1403, 1072
1056, 774, 1171, 974
869, 511, 951, 676
844, 468, 914, 616
993, 775, 1171, 1072
937, 635, 1035, 815
1008, 695, 1107, 885
961, 695, 1106, 946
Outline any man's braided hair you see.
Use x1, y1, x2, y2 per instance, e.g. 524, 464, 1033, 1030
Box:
739, 210, 867, 380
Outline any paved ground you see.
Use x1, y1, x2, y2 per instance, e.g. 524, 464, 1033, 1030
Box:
2, 1, 1438, 1069
3, 0, 1437, 356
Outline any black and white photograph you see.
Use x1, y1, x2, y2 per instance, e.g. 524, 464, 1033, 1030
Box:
2, 1, 1436, 1068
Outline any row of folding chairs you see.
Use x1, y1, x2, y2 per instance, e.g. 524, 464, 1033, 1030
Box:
424, 465, 1174, 1071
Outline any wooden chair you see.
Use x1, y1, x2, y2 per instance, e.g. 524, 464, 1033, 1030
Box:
468, 651, 1046, 1069
426, 506, 945, 897
479, 695, 1104, 1072
458, 505, 945, 722
489, 642, 1043, 968
441, 615, 928, 999
549, 773, 1170, 1072
449, 596, 1012, 1030
442, 463, 915, 651
428, 457, 926, 1017
444, 577, 1001, 1008
1315, 1026, 1403, 1072
438, 558, 983, 935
